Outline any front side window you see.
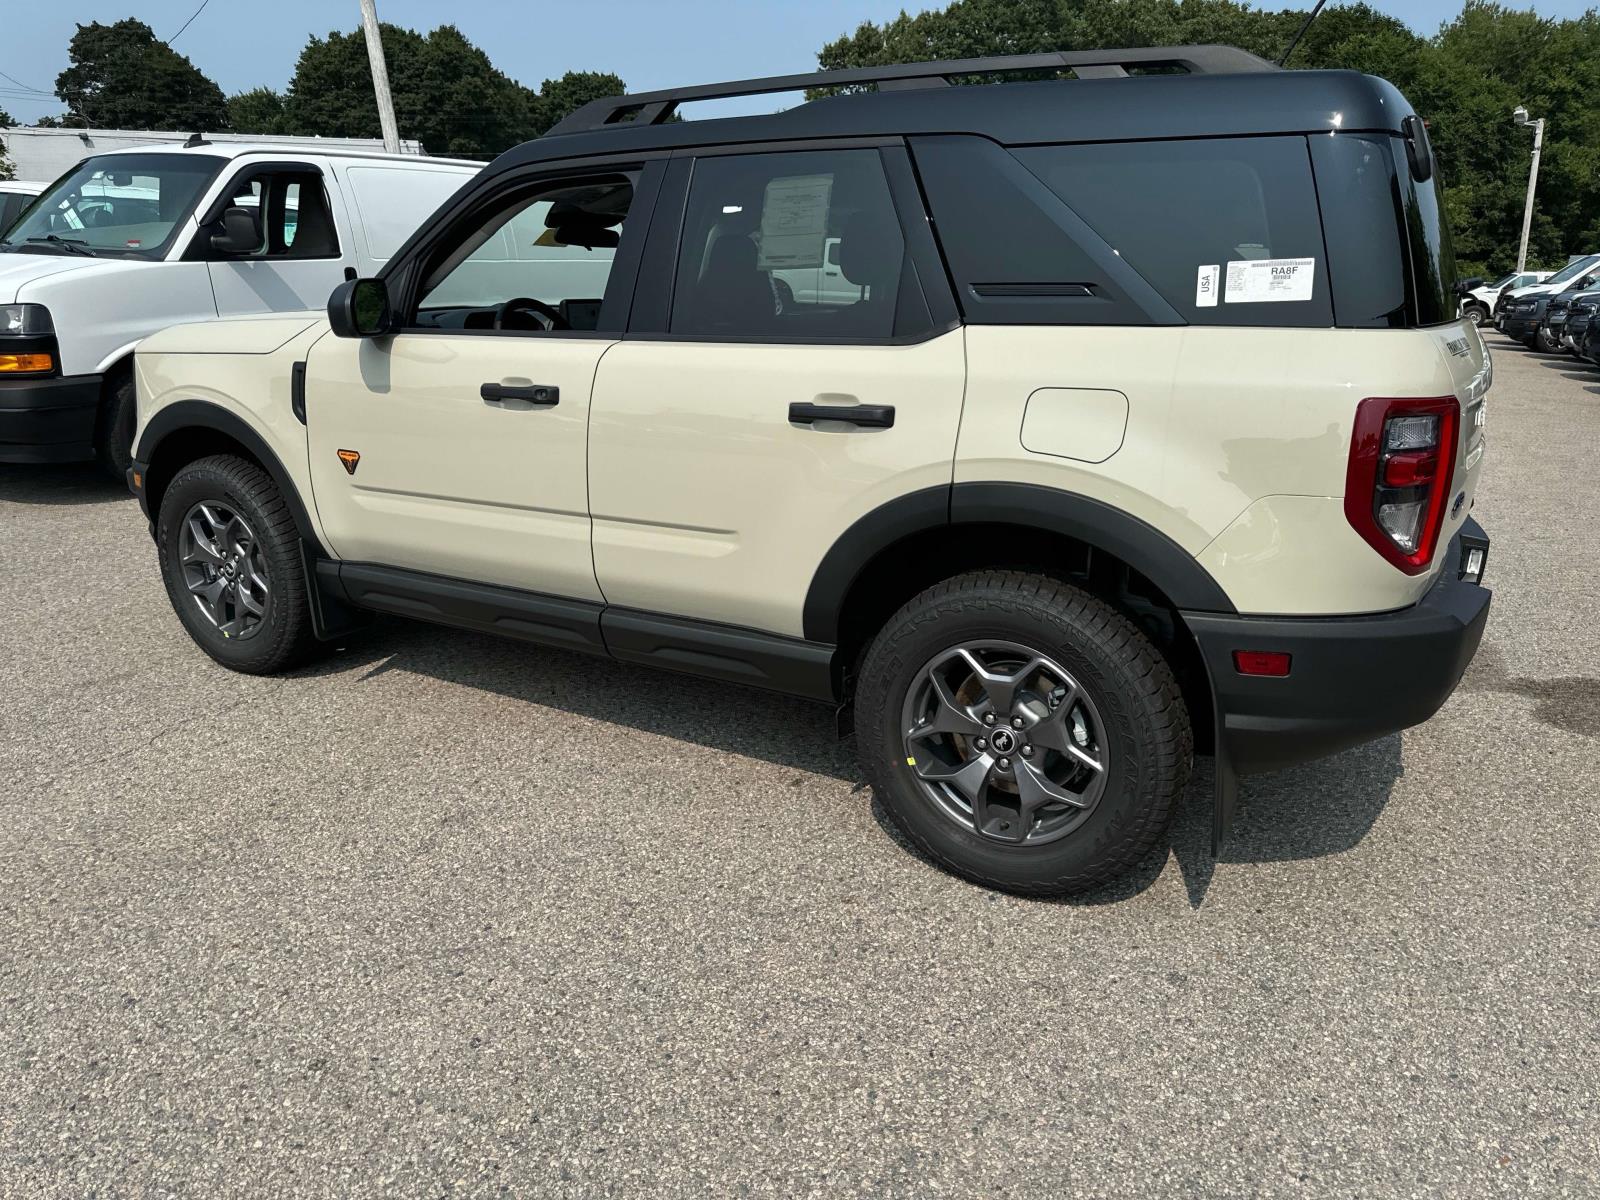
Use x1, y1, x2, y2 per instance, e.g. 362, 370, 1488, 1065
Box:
1, 152, 224, 259
414, 175, 633, 333
671, 149, 908, 340
1017, 137, 1333, 328
210, 170, 340, 260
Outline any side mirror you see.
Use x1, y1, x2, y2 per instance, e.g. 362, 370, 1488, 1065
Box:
209, 206, 261, 255
328, 277, 393, 338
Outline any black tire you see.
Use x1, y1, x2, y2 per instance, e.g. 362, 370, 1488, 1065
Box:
1534, 323, 1563, 354
854, 571, 1192, 896
1463, 304, 1488, 327
94, 371, 137, 482
156, 454, 320, 675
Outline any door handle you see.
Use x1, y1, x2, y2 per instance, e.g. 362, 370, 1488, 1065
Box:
788, 402, 895, 429
482, 382, 559, 405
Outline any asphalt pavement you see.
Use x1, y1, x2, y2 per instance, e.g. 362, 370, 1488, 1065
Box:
1, 334, 1597, 1198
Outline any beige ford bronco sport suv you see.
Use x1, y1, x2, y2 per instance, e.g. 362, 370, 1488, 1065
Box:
128, 47, 1492, 895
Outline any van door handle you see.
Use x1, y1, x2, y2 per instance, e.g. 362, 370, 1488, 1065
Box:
481, 382, 559, 405
788, 402, 895, 429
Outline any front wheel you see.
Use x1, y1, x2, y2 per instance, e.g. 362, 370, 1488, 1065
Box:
854, 571, 1192, 896
1463, 304, 1488, 327
94, 372, 137, 481
1534, 323, 1563, 353
156, 454, 320, 674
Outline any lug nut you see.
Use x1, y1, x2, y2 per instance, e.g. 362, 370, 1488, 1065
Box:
1021, 745, 1034, 758
1011, 717, 1024, 729
984, 713, 996, 725
975, 739, 987, 751
999, 757, 1011, 769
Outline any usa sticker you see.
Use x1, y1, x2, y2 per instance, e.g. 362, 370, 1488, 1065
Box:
1225, 257, 1315, 303
1195, 264, 1220, 307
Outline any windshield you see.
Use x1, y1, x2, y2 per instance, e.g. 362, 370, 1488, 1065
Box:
1545, 255, 1600, 287
0, 152, 225, 259
1487, 273, 1515, 289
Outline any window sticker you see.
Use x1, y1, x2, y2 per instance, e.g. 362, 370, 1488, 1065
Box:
1195, 264, 1220, 307
757, 173, 833, 270
1225, 257, 1315, 303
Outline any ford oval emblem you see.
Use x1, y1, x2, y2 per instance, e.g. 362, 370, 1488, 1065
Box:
1451, 492, 1466, 518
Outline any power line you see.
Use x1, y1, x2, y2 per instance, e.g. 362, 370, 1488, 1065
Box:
167, 0, 211, 46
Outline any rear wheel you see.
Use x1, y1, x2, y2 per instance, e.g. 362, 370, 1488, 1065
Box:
156, 454, 320, 674
854, 571, 1191, 896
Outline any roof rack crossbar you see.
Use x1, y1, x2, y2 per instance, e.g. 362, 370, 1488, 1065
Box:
547, 45, 1276, 136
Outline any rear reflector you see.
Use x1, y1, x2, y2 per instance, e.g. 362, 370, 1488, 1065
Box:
1233, 650, 1292, 677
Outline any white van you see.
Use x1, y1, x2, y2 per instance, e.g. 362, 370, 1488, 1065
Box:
0, 142, 478, 474
0, 180, 47, 236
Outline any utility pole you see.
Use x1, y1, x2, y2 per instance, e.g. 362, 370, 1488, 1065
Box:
358, 0, 402, 154
1514, 107, 1544, 275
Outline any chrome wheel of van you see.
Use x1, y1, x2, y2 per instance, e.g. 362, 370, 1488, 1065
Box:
178, 501, 270, 640
900, 641, 1108, 845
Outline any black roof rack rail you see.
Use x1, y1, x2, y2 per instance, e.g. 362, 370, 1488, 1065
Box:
547, 45, 1277, 136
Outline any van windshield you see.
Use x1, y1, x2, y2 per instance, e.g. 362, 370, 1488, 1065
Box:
1544, 255, 1600, 287
0, 152, 225, 260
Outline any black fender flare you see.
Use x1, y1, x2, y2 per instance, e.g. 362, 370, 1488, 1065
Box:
135, 399, 324, 556
802, 481, 1236, 644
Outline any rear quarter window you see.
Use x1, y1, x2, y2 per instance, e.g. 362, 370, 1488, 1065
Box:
342, 166, 471, 264
1309, 135, 1408, 328
1016, 137, 1332, 328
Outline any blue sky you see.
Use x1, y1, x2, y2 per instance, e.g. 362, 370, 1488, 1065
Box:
1, 1, 1594, 125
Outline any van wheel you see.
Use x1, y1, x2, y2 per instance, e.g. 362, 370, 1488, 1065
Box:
156, 454, 319, 675
854, 571, 1191, 896
94, 372, 137, 481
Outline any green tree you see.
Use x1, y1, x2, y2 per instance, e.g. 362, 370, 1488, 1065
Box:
529, 70, 626, 137
816, 0, 1600, 278
53, 18, 230, 131
285, 23, 534, 157
227, 87, 290, 136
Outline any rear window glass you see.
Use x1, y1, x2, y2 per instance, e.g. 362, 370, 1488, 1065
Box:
1398, 149, 1458, 326
1309, 135, 1408, 328
344, 166, 469, 263
1015, 137, 1333, 327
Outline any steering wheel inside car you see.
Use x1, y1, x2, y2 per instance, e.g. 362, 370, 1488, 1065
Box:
493, 297, 569, 331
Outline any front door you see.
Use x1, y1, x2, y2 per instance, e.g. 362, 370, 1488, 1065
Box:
588, 146, 966, 639
305, 165, 652, 600
205, 165, 354, 316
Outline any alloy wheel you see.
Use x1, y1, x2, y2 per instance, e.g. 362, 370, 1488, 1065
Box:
178, 501, 270, 640
900, 641, 1109, 845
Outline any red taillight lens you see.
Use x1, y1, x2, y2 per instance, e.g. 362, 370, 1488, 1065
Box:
1344, 396, 1459, 575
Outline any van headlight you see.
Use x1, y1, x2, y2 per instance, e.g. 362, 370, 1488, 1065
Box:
1, 304, 53, 337
0, 305, 57, 375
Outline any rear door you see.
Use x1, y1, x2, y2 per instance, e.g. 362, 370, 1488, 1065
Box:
586, 145, 964, 639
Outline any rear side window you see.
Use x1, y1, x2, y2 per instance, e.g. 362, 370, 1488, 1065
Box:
1396, 147, 1458, 326
344, 166, 470, 264
1016, 137, 1333, 327
670, 148, 917, 340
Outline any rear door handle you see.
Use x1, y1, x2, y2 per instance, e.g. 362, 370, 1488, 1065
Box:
788, 402, 895, 429
482, 382, 559, 405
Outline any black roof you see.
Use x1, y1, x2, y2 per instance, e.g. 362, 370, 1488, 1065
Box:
494, 49, 1416, 175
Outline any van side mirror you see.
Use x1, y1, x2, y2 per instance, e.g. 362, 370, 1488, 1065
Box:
209, 206, 261, 255
328, 277, 393, 338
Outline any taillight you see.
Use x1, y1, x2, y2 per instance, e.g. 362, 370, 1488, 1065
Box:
1344, 396, 1459, 575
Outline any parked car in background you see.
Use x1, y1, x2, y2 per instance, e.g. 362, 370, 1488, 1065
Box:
1564, 289, 1600, 359
1580, 299, 1600, 364
1459, 269, 1547, 326
1495, 253, 1600, 341
0, 142, 478, 476
0, 180, 46, 236
127, 47, 1492, 897
1506, 267, 1600, 351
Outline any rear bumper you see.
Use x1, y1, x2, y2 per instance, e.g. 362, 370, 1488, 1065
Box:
1185, 520, 1491, 775
0, 373, 101, 463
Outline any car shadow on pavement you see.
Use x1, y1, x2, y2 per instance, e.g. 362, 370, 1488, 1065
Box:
0, 462, 133, 507
1459, 641, 1600, 741
303, 617, 1406, 909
